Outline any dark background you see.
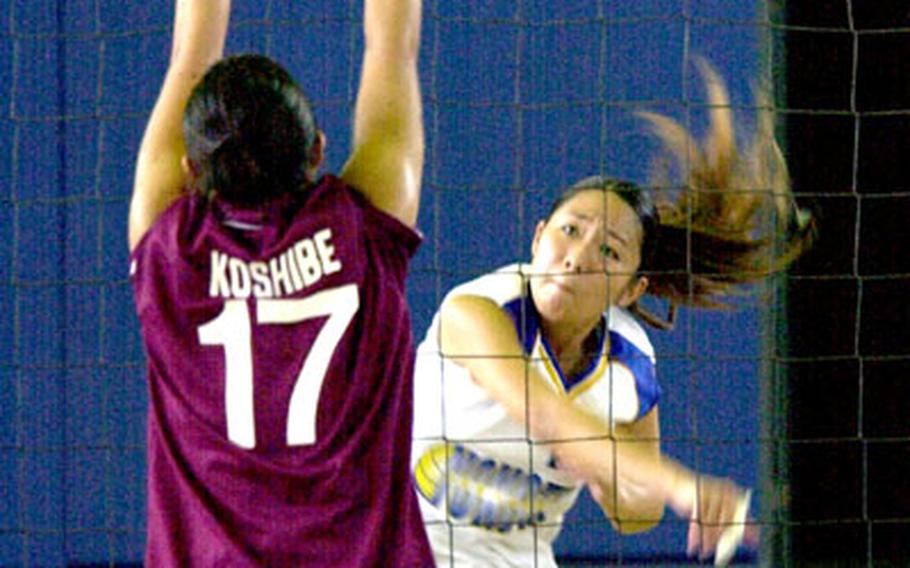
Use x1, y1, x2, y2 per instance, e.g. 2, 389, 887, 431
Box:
776, 0, 910, 564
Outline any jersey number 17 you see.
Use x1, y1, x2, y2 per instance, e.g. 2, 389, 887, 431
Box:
197, 284, 359, 449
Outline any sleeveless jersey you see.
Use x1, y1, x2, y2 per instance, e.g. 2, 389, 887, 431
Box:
130, 175, 433, 567
411, 263, 660, 567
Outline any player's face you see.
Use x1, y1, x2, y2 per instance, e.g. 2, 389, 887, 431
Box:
529, 189, 647, 329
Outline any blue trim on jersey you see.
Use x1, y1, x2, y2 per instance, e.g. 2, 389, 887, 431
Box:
502, 295, 540, 356
502, 288, 605, 392
501, 284, 660, 418
608, 330, 661, 417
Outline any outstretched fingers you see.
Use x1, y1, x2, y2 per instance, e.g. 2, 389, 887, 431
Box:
686, 478, 753, 564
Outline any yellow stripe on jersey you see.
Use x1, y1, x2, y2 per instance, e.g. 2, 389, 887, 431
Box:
535, 337, 567, 396
567, 352, 608, 400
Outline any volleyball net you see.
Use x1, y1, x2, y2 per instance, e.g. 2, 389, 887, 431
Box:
2, 1, 904, 565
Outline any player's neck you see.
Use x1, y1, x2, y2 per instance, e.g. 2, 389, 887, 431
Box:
544, 317, 604, 380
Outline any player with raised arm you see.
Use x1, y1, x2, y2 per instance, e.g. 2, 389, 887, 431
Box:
128, 0, 431, 565
411, 61, 814, 566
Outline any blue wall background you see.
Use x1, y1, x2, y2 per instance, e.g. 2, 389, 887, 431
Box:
0, 1, 771, 564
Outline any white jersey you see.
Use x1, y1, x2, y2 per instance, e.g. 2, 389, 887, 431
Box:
412, 263, 660, 567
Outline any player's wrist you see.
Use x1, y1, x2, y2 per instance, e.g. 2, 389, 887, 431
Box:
663, 461, 697, 518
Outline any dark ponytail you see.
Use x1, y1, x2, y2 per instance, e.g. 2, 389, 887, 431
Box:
183, 54, 318, 207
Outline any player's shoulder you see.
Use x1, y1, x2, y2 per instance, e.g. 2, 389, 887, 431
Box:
445, 263, 528, 307
606, 306, 655, 362
299, 174, 359, 215
602, 306, 661, 419
130, 193, 201, 260
316, 174, 422, 252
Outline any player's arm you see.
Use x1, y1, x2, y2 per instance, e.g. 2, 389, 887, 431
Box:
128, 0, 231, 251
601, 411, 756, 561
592, 407, 665, 534
439, 293, 748, 559
439, 294, 679, 491
339, 0, 423, 227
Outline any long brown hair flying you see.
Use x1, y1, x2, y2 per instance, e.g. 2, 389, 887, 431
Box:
632, 59, 815, 320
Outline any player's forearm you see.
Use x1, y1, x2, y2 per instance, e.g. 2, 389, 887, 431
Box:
440, 294, 699, 514
601, 495, 664, 535
442, 296, 664, 488
129, 0, 231, 250
500, 352, 696, 515
594, 415, 667, 532
140, 0, 229, 161
364, 0, 422, 58
508, 371, 690, 512
171, 0, 231, 71
594, 476, 666, 534
591, 444, 666, 533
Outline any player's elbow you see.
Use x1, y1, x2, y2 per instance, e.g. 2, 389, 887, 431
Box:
613, 518, 663, 535
599, 492, 666, 535
609, 506, 664, 535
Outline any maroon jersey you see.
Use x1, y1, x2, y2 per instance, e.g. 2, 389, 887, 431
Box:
130, 175, 432, 567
